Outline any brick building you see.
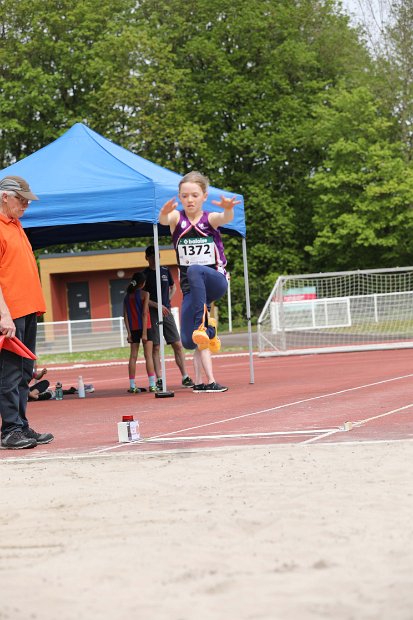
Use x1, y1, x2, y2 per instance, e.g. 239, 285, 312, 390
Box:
38, 247, 181, 323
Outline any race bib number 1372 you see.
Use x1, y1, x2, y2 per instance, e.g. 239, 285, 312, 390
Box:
177, 236, 215, 266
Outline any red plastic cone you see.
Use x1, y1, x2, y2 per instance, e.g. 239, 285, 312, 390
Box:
0, 336, 37, 359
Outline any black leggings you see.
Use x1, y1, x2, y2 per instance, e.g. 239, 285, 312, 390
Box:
29, 379, 50, 394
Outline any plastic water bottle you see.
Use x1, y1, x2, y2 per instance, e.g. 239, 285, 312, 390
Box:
55, 382, 63, 400
77, 375, 85, 398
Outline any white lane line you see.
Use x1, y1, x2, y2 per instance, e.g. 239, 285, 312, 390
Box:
88, 429, 337, 452
140, 428, 339, 443
300, 430, 342, 445
353, 403, 413, 426
45, 352, 254, 372
90, 428, 339, 454
91, 372, 413, 454
299, 403, 413, 445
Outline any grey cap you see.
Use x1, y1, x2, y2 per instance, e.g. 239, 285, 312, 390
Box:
0, 176, 39, 200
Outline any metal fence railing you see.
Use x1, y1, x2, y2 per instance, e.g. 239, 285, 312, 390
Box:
36, 308, 181, 356
36, 317, 127, 356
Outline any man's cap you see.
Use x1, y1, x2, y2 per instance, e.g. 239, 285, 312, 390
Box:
0, 176, 39, 201
145, 245, 155, 256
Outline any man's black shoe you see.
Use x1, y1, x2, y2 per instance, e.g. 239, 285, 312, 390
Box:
1, 430, 37, 450
24, 428, 54, 445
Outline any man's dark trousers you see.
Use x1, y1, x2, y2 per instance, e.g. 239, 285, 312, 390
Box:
0, 313, 36, 437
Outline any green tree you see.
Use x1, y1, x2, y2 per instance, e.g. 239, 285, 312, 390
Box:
0, 0, 384, 321
126, 0, 372, 318
0, 0, 136, 165
306, 86, 413, 270
357, 0, 413, 157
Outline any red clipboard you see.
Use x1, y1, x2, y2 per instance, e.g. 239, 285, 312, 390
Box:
0, 335, 37, 359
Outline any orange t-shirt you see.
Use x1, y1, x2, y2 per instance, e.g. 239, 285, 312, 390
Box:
0, 213, 46, 319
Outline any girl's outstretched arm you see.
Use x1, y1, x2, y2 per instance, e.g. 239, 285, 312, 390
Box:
159, 197, 180, 229
208, 195, 241, 229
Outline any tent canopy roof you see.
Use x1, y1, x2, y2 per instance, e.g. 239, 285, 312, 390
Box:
0, 123, 245, 249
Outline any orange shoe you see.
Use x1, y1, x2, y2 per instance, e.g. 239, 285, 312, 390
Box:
192, 305, 210, 350
208, 318, 221, 353
192, 325, 210, 350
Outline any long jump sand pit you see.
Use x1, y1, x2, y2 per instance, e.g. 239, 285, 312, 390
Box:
1, 440, 413, 620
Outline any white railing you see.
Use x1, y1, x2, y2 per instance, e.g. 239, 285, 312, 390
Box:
36, 317, 127, 355
36, 308, 182, 356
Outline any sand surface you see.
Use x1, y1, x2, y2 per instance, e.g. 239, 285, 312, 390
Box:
1, 441, 413, 620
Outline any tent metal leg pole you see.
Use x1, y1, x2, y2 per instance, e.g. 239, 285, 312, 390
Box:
242, 237, 255, 384
153, 224, 174, 398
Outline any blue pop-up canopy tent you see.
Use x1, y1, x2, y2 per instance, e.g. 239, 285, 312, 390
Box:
0, 122, 254, 385
0, 122, 245, 248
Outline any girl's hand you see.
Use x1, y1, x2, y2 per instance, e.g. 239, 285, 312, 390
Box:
211, 195, 241, 211
159, 197, 180, 229
160, 197, 178, 216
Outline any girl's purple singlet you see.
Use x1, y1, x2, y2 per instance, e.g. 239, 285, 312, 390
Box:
172, 211, 227, 294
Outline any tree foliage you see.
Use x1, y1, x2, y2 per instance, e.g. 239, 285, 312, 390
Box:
307, 86, 413, 269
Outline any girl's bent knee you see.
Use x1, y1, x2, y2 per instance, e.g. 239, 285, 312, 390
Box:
181, 335, 196, 350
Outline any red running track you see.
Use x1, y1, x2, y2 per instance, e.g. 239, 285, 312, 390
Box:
1, 348, 412, 460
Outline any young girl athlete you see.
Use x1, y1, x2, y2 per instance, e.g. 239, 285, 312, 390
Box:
159, 171, 240, 393
123, 272, 158, 393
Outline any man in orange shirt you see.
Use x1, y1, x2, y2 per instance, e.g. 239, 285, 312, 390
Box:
0, 175, 54, 449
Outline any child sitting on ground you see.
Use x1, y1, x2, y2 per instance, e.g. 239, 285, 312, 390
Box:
29, 366, 94, 400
